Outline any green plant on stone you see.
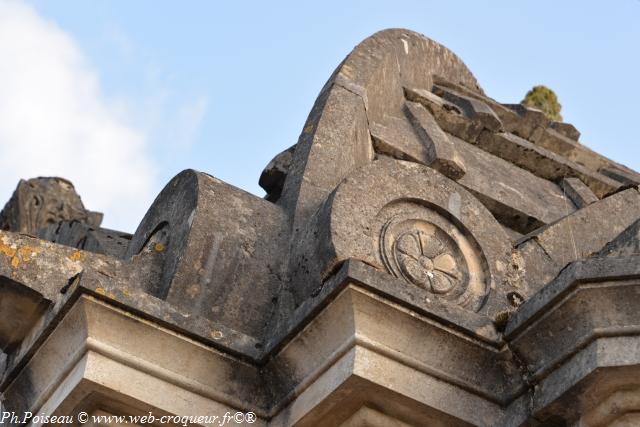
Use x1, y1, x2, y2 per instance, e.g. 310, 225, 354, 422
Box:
521, 85, 562, 121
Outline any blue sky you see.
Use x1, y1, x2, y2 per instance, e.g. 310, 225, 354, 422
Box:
1, 1, 638, 232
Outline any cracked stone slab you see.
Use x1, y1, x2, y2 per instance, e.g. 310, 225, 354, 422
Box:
535, 128, 614, 173
475, 131, 621, 198
516, 188, 640, 295
449, 134, 574, 233
432, 76, 544, 142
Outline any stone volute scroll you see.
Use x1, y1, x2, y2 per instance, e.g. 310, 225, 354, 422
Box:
290, 158, 512, 315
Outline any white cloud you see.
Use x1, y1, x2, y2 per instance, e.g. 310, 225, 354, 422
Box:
0, 0, 155, 232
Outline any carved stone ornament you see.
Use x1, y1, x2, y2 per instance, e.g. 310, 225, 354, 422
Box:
379, 203, 489, 312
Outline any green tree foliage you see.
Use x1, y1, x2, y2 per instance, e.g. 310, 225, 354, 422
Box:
521, 85, 562, 121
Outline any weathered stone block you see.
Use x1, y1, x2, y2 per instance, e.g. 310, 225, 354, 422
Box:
127, 170, 289, 339
560, 177, 598, 208
433, 76, 531, 138
431, 84, 503, 133
38, 221, 131, 258
502, 103, 550, 141
278, 84, 374, 230
450, 134, 574, 233
370, 114, 431, 164
550, 120, 580, 140
476, 131, 621, 198
404, 101, 466, 179
404, 86, 486, 142
290, 158, 512, 315
599, 165, 640, 185
516, 188, 640, 294
597, 218, 640, 257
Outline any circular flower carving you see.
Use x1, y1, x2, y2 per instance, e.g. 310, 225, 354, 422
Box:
394, 230, 461, 294
381, 217, 478, 307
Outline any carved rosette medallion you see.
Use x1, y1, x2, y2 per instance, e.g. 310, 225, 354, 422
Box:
380, 210, 489, 312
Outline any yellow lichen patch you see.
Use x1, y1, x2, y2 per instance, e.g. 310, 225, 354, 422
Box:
0, 242, 16, 258
69, 251, 84, 262
122, 288, 130, 297
11, 256, 20, 269
154, 243, 166, 253
15, 246, 39, 264
95, 287, 106, 296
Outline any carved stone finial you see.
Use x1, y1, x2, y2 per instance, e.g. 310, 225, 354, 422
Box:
0, 177, 102, 235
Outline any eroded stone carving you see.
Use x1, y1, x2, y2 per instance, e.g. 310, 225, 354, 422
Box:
382, 220, 466, 295
0, 177, 101, 235
377, 201, 489, 312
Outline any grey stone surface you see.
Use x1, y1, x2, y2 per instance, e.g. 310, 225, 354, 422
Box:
450, 134, 574, 233
0, 275, 49, 353
549, 120, 580, 141
370, 114, 430, 163
516, 188, 640, 295
535, 128, 610, 173
278, 84, 373, 233
405, 86, 486, 142
560, 177, 598, 208
502, 103, 550, 141
38, 220, 131, 258
432, 76, 534, 141
404, 100, 466, 179
600, 164, 640, 185
127, 169, 289, 339
597, 218, 640, 257
431, 84, 503, 133
475, 131, 621, 198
